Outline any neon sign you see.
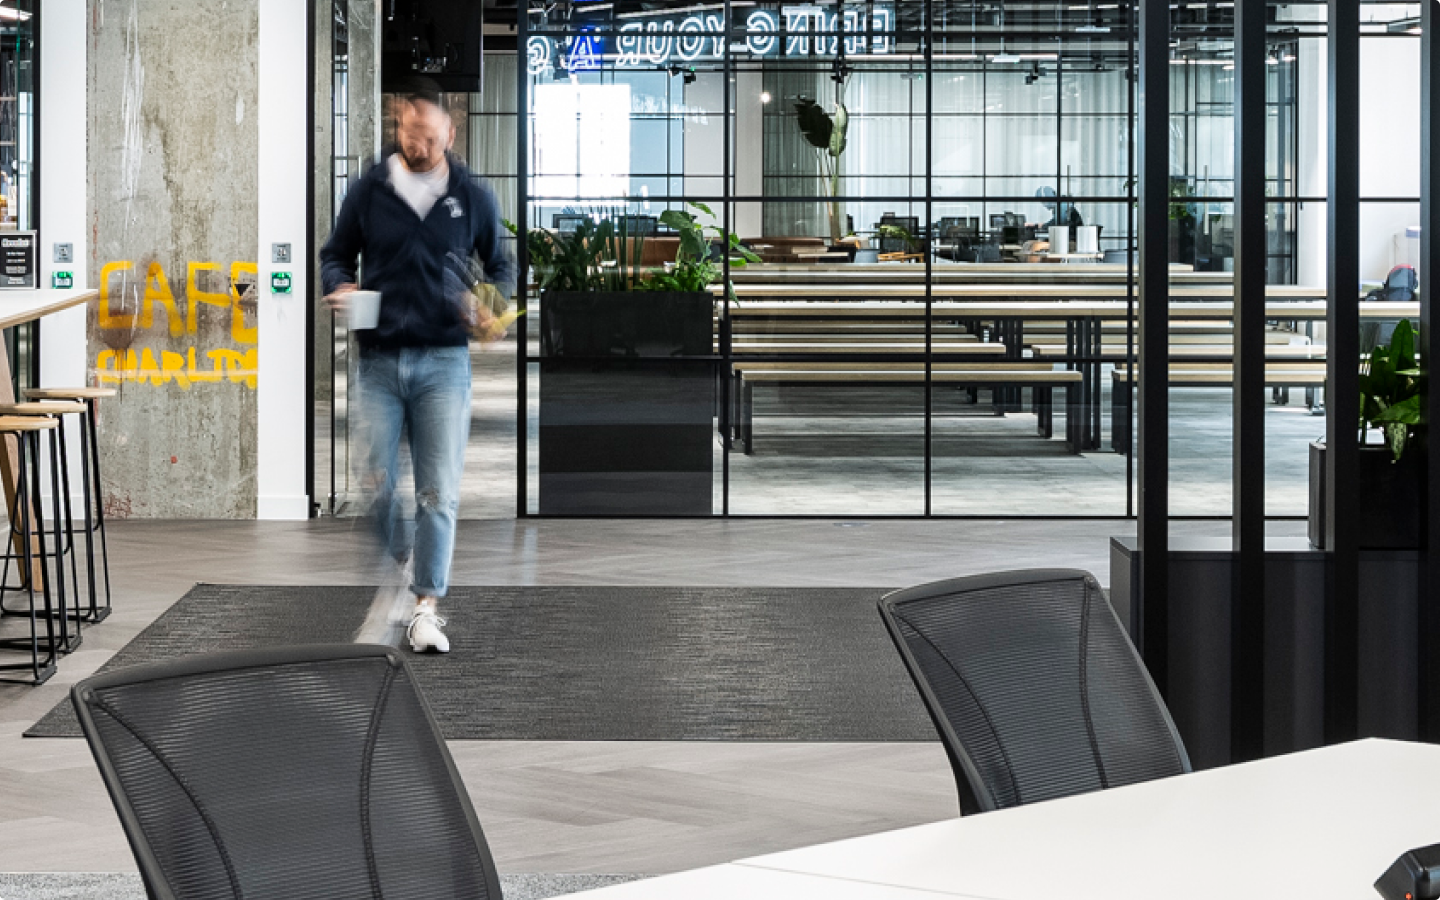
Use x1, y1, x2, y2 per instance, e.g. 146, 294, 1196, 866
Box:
527, 5, 895, 76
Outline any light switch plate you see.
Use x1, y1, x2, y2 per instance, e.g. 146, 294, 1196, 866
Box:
53, 243, 72, 264
272, 243, 292, 264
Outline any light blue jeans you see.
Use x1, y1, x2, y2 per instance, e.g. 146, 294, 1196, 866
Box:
359, 346, 472, 599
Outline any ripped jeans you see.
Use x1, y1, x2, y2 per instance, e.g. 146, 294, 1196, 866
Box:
358, 345, 472, 599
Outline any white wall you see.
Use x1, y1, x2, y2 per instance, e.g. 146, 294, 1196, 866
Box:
1357, 36, 1422, 284
1296, 37, 1328, 290
1295, 34, 1422, 288
39, 0, 87, 502
683, 73, 726, 209
256, 0, 311, 519
734, 70, 765, 238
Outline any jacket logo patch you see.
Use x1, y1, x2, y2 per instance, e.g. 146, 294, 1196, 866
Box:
443, 197, 464, 218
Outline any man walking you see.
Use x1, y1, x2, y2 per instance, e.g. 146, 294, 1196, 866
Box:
321, 79, 515, 653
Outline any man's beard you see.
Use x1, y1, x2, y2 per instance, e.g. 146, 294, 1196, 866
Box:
401, 149, 439, 172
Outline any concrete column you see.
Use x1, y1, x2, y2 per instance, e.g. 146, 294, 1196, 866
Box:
256, 0, 312, 519
88, 0, 259, 518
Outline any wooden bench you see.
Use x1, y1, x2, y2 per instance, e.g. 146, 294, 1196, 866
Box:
732, 362, 1085, 455
1030, 343, 1326, 362
1110, 362, 1327, 455
729, 340, 1006, 355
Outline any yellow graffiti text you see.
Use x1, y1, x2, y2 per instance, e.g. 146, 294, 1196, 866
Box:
96, 346, 258, 390
99, 259, 257, 342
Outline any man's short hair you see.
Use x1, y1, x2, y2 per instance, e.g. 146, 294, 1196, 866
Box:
395, 76, 444, 109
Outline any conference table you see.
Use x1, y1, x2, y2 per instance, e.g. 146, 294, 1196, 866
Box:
561, 738, 1440, 900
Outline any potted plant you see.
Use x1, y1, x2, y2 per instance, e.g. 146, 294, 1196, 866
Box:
794, 90, 849, 247
876, 223, 918, 256
517, 208, 752, 516
640, 201, 760, 300
1308, 318, 1423, 549
521, 213, 651, 357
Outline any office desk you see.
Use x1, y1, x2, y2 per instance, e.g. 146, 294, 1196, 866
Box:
741, 739, 1439, 900
565, 739, 1440, 900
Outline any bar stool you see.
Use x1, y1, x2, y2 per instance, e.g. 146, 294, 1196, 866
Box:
0, 415, 67, 685
24, 387, 116, 623
0, 400, 86, 641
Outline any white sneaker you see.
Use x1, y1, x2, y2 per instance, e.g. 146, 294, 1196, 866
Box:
408, 605, 450, 654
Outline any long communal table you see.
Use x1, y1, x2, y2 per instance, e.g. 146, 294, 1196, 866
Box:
558, 739, 1440, 900
721, 287, 1416, 450
729, 262, 1235, 285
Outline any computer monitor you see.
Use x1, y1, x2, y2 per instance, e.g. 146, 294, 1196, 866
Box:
553, 213, 588, 234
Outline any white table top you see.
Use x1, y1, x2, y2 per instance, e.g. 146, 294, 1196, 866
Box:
735, 739, 1440, 900
560, 863, 979, 900
557, 740, 1440, 900
0, 288, 96, 330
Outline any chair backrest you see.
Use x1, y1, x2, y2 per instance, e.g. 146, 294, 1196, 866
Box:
1385, 265, 1419, 300
878, 569, 1190, 814
72, 645, 502, 900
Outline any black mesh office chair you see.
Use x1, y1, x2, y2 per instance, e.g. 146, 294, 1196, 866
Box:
1361, 266, 1420, 348
71, 645, 503, 900
878, 569, 1190, 815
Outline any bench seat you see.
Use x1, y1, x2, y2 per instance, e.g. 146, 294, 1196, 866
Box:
732, 363, 1084, 454
1109, 362, 1327, 454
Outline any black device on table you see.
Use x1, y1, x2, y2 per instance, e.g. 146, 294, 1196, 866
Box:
1377, 843, 1440, 899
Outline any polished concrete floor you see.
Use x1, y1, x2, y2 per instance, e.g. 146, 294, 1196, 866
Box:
0, 516, 1306, 879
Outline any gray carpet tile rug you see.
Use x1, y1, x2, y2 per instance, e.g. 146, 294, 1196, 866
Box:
27, 584, 936, 741
0, 873, 645, 900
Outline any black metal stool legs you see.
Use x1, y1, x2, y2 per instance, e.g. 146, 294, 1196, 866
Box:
0, 430, 57, 685
46, 425, 77, 652
56, 421, 84, 625
82, 400, 111, 622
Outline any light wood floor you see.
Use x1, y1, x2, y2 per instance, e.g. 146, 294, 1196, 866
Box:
0, 517, 1300, 875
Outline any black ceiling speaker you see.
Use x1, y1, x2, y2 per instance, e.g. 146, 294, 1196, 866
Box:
382, 0, 484, 94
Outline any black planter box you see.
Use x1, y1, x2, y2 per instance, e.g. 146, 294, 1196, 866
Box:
540, 291, 712, 358
538, 291, 716, 516
1308, 441, 1421, 549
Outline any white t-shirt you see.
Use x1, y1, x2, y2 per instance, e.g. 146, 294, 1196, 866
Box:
388, 154, 449, 220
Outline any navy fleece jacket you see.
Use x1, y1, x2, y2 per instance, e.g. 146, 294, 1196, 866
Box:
320, 153, 516, 351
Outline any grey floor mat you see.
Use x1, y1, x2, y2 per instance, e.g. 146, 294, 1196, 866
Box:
0, 873, 645, 900
26, 584, 936, 741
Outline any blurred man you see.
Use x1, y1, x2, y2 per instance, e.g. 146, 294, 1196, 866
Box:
321, 79, 515, 653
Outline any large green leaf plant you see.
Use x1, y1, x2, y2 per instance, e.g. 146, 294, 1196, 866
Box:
506, 211, 647, 293
1359, 318, 1425, 461
794, 88, 849, 244
641, 202, 759, 300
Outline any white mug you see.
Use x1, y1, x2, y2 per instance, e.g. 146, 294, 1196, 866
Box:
348, 290, 381, 330
1049, 226, 1070, 256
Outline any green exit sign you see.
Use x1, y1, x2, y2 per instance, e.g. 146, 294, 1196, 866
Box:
270, 272, 292, 294
52, 271, 73, 289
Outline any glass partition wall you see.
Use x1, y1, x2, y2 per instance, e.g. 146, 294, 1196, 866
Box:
478, 1, 1416, 519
